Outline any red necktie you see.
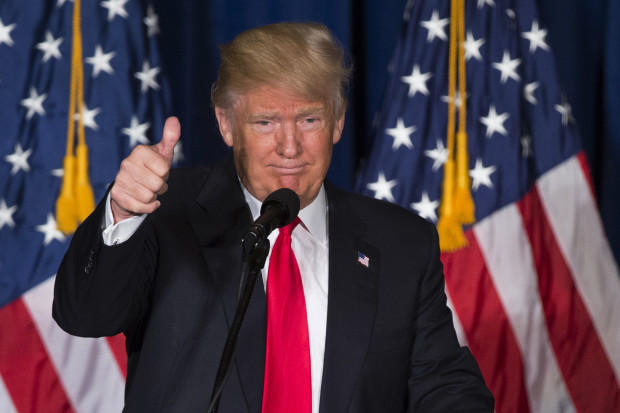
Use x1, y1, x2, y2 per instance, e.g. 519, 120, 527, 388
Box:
261, 217, 312, 413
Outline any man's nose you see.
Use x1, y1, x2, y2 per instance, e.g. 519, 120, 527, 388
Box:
276, 120, 302, 157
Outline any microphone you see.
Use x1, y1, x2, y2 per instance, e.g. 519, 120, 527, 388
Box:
210, 189, 298, 413
243, 188, 300, 249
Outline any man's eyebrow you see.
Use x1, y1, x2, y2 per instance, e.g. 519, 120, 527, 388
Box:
247, 112, 279, 121
297, 107, 326, 117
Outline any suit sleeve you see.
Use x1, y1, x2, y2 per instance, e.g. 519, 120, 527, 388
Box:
52, 193, 158, 338
407, 222, 494, 412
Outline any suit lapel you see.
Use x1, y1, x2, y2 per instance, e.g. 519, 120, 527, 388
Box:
319, 185, 379, 413
187, 157, 266, 413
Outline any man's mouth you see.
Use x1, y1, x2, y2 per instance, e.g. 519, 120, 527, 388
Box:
271, 164, 307, 174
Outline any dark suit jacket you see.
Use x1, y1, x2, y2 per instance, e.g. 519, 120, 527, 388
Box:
53, 156, 493, 412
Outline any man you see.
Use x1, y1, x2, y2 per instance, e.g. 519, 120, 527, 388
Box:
53, 22, 493, 412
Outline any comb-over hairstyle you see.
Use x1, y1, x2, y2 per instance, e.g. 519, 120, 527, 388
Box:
211, 22, 351, 119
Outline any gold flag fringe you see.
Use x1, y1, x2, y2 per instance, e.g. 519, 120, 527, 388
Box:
437, 0, 475, 251
56, 0, 95, 234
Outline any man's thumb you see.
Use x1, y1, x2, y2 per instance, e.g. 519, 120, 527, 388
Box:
155, 116, 181, 162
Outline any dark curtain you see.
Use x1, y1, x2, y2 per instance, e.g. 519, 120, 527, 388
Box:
152, 0, 619, 263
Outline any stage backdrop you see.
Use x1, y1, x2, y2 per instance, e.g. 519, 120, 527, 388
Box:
0, 0, 618, 412
152, 0, 618, 263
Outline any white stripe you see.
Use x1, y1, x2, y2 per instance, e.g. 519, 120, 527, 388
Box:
0, 375, 18, 413
23, 276, 125, 413
474, 204, 575, 413
537, 156, 620, 383
445, 291, 468, 347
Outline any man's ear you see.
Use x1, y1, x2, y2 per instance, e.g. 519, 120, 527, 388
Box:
332, 113, 345, 144
215, 106, 234, 147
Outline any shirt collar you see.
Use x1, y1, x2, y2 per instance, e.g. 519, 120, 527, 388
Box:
241, 184, 328, 244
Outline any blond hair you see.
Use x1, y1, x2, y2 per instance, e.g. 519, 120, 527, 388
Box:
211, 22, 351, 119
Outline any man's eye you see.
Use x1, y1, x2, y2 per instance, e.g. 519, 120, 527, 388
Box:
253, 120, 275, 133
300, 117, 321, 128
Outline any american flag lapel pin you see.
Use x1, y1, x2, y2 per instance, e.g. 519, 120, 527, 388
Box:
357, 251, 370, 268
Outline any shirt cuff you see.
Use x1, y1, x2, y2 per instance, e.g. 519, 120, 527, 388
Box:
102, 193, 147, 246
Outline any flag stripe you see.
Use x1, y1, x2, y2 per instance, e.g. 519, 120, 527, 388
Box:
474, 204, 575, 413
0, 374, 18, 413
537, 154, 620, 383
105, 335, 128, 378
0, 298, 75, 413
442, 232, 532, 413
576, 152, 596, 200
445, 292, 468, 347
23, 277, 125, 413
518, 182, 620, 412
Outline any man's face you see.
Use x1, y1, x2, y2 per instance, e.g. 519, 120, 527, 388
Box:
215, 85, 344, 209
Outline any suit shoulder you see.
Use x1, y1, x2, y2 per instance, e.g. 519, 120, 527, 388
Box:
167, 166, 210, 195
328, 185, 436, 240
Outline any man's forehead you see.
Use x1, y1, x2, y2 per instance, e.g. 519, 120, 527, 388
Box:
238, 85, 328, 112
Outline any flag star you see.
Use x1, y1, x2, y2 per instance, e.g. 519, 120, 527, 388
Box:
555, 98, 575, 126
101, 0, 129, 21
123, 116, 151, 147
506, 9, 516, 19
386, 118, 416, 150
477, 0, 495, 8
424, 139, 448, 171
86, 45, 115, 77
464, 31, 485, 61
0, 18, 16, 47
144, 5, 160, 37
20, 88, 47, 119
420, 10, 449, 42
57, 0, 74, 6
0, 200, 17, 229
73, 103, 101, 130
492, 50, 521, 83
411, 192, 439, 222
36, 31, 63, 62
172, 141, 184, 165
401, 64, 432, 97
440, 90, 467, 110
522, 21, 550, 53
480, 105, 509, 137
36, 213, 66, 246
51, 168, 64, 177
524, 81, 539, 104
135, 61, 160, 93
4, 143, 32, 175
469, 158, 496, 191
367, 172, 398, 202
521, 135, 533, 157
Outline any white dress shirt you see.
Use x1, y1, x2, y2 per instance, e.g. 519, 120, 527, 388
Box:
102, 186, 329, 413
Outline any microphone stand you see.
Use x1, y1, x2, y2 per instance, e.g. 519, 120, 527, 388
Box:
207, 235, 270, 413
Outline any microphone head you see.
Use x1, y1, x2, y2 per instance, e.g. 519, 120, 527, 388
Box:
261, 188, 300, 228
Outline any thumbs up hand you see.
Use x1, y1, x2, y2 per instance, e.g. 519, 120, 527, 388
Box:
110, 116, 181, 223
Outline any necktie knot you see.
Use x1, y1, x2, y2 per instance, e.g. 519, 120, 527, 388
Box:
279, 216, 301, 238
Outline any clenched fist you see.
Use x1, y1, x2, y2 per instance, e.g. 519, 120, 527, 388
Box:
110, 116, 181, 223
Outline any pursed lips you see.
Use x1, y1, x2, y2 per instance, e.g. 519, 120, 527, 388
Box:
270, 164, 307, 174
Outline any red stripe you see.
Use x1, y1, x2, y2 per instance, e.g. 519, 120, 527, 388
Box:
105, 334, 127, 378
442, 231, 531, 413
576, 151, 597, 203
518, 187, 620, 412
0, 298, 75, 413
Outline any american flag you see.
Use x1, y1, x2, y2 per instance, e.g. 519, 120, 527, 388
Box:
0, 1, 171, 411
357, 251, 370, 268
357, 0, 620, 412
